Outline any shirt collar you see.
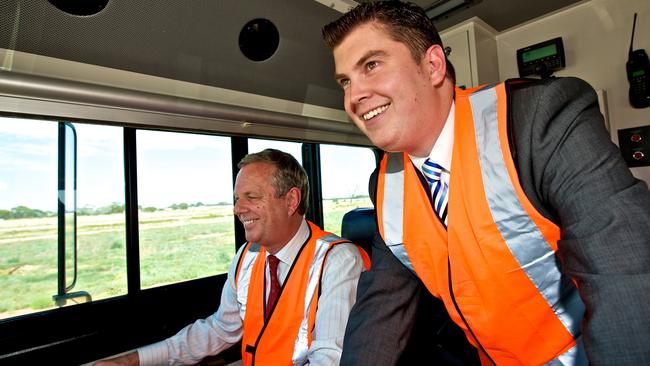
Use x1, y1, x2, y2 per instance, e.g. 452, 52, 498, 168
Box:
266, 218, 309, 266
410, 100, 454, 174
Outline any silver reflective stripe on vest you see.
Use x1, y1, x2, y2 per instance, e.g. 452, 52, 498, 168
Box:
382, 153, 415, 273
292, 234, 341, 365
546, 336, 588, 366
469, 86, 586, 365
236, 243, 261, 320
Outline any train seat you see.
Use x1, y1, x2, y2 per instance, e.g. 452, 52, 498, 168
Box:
340, 207, 376, 258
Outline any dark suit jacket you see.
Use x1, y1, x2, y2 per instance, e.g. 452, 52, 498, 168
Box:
340, 77, 650, 365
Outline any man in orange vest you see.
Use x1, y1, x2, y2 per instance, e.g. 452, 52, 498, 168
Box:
323, 1, 650, 365
95, 149, 369, 366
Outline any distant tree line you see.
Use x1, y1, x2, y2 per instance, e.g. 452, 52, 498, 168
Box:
0, 206, 55, 220
141, 201, 210, 213
0, 201, 232, 220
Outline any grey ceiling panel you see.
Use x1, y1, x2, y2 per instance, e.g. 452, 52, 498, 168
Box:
0, 0, 345, 109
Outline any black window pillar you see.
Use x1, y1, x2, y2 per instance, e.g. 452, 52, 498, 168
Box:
301, 143, 323, 228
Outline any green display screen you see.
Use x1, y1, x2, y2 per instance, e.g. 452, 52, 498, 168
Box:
632, 69, 646, 77
522, 44, 557, 63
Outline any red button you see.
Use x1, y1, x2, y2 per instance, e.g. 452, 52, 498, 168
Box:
631, 134, 642, 143
632, 151, 645, 160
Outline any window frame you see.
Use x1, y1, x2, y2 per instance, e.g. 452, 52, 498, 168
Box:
0, 69, 375, 364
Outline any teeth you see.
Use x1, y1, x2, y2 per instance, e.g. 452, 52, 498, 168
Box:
363, 104, 389, 121
242, 219, 256, 225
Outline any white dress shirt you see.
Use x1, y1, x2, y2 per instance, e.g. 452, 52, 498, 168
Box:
410, 101, 455, 184
138, 219, 365, 366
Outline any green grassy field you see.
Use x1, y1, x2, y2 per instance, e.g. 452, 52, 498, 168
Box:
0, 197, 371, 319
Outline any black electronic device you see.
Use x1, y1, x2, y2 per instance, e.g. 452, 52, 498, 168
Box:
626, 13, 650, 109
517, 37, 565, 78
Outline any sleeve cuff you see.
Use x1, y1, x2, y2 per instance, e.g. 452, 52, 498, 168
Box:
138, 340, 170, 366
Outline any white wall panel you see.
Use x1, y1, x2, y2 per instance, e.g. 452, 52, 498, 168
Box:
496, 0, 650, 182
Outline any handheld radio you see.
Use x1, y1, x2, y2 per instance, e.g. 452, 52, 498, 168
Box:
626, 13, 650, 108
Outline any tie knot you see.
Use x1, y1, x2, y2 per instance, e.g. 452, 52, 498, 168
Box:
268, 255, 280, 272
422, 158, 444, 184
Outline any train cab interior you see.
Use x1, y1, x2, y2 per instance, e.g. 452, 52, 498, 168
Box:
1, 0, 649, 364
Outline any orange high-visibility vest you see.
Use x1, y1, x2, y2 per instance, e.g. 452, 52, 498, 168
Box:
376, 83, 586, 365
235, 221, 370, 366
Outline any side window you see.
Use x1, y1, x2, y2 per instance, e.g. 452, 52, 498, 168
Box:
0, 118, 126, 320
320, 144, 375, 235
136, 130, 235, 289
73, 123, 127, 301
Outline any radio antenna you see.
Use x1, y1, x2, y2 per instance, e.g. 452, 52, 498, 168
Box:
629, 13, 637, 57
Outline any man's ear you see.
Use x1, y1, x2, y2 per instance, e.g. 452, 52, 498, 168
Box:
423, 44, 447, 86
285, 187, 301, 215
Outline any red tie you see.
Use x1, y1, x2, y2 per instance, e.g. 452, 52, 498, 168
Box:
265, 255, 281, 320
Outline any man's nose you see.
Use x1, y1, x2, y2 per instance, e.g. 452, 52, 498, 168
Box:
233, 200, 244, 215
349, 79, 371, 105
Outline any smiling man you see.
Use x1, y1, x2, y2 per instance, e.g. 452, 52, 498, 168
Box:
333, 21, 451, 158
323, 1, 650, 365
95, 149, 369, 366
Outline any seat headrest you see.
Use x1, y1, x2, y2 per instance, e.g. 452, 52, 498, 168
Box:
340, 207, 376, 257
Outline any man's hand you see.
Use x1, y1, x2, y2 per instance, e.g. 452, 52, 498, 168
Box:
93, 351, 139, 366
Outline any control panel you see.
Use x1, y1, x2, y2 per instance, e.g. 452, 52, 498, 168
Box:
618, 125, 650, 167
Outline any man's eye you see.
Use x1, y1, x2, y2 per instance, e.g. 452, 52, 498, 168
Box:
339, 79, 350, 88
366, 61, 378, 71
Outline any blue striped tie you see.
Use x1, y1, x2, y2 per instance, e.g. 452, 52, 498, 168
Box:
422, 159, 449, 226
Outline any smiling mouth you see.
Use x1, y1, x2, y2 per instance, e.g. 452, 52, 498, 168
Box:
241, 218, 258, 226
362, 104, 390, 121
